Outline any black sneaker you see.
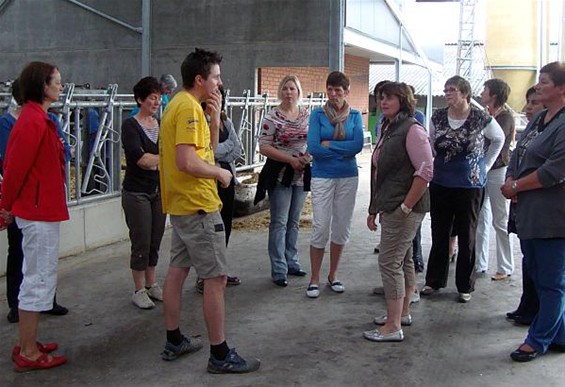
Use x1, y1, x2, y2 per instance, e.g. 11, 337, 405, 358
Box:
41, 303, 69, 316
161, 336, 203, 361
207, 348, 260, 374
7, 308, 19, 323
196, 279, 204, 295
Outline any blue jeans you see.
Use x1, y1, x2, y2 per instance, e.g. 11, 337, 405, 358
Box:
521, 238, 565, 352
267, 183, 307, 281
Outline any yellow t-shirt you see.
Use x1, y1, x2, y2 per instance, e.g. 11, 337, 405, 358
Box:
159, 91, 221, 215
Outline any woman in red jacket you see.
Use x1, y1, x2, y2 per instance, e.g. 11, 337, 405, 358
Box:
1, 61, 69, 372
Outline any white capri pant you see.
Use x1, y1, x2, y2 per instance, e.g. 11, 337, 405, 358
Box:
310, 176, 358, 248
17, 217, 61, 312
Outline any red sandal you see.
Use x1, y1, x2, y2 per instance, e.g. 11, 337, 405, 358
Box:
12, 342, 58, 361
13, 352, 66, 372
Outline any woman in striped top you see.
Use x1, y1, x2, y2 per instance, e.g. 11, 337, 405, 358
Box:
259, 75, 311, 287
121, 76, 167, 309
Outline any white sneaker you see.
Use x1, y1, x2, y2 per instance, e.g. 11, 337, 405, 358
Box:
410, 290, 420, 304
147, 283, 163, 301
132, 289, 155, 309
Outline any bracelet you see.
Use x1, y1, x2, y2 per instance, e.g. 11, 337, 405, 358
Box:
400, 203, 412, 215
511, 180, 519, 192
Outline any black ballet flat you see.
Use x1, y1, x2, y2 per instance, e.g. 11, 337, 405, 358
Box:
510, 347, 539, 362
273, 279, 288, 287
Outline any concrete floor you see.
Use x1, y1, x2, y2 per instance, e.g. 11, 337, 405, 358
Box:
1, 153, 564, 387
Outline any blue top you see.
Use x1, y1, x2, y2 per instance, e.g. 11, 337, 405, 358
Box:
0, 111, 71, 165
430, 106, 493, 188
307, 107, 364, 178
414, 110, 426, 127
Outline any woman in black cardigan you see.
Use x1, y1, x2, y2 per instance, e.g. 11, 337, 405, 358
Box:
121, 76, 167, 309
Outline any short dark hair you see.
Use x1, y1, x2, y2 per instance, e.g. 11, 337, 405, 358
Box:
484, 78, 510, 107
326, 71, 350, 90
373, 80, 391, 103
525, 86, 536, 100
133, 76, 161, 106
445, 75, 472, 103
181, 48, 223, 89
381, 82, 416, 117
19, 61, 58, 103
11, 78, 23, 106
540, 61, 565, 86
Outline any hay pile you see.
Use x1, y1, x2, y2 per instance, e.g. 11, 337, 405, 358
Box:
232, 194, 312, 231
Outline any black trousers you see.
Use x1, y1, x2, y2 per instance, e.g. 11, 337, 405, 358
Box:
412, 225, 422, 261
218, 179, 235, 247
515, 256, 539, 318
425, 183, 485, 293
6, 221, 24, 310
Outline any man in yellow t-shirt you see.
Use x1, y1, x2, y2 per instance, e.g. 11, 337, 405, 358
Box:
158, 48, 260, 374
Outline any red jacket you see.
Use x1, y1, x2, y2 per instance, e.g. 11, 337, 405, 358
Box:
1, 102, 69, 222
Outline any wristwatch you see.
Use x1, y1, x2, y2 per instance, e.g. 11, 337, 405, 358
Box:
511, 180, 519, 192
400, 203, 412, 215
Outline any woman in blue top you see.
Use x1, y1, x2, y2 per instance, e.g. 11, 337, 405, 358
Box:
305, 71, 364, 298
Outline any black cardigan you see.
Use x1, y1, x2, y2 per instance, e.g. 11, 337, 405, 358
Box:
254, 158, 310, 205
121, 117, 160, 193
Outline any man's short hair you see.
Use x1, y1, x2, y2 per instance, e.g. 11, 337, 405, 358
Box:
181, 48, 222, 89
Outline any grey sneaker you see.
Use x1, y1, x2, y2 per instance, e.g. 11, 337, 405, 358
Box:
410, 290, 420, 304
459, 293, 472, 303
372, 286, 385, 295
161, 336, 203, 361
147, 283, 163, 301
373, 314, 412, 326
207, 348, 260, 374
132, 289, 155, 309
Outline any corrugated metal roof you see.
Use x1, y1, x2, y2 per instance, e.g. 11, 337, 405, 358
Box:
370, 43, 492, 96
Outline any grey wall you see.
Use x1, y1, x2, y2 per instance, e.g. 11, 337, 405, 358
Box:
0, 0, 331, 96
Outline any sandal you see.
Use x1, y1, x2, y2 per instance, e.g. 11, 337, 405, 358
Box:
491, 273, 511, 281
13, 352, 67, 372
12, 342, 58, 361
421, 285, 436, 296
227, 275, 241, 286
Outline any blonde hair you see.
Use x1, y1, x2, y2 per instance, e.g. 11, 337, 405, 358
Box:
277, 75, 303, 102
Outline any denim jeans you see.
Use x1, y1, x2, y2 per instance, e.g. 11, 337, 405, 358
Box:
267, 182, 307, 281
521, 238, 565, 353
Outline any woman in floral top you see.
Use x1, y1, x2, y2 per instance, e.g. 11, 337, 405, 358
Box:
421, 75, 504, 303
259, 75, 310, 287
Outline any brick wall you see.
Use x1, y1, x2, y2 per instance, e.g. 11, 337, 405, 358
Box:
258, 67, 328, 98
258, 54, 370, 128
344, 54, 369, 128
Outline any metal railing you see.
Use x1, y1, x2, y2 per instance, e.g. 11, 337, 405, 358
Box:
0, 83, 326, 206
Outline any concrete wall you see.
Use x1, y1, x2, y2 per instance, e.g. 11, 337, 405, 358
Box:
0, 0, 143, 89
0, 197, 129, 277
0, 0, 331, 97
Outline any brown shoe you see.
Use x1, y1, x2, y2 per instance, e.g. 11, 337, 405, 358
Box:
491, 273, 511, 281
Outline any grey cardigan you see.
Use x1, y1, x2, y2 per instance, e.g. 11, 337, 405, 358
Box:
214, 117, 242, 184
506, 108, 565, 239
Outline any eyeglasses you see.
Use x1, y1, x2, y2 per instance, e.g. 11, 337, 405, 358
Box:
443, 87, 459, 94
